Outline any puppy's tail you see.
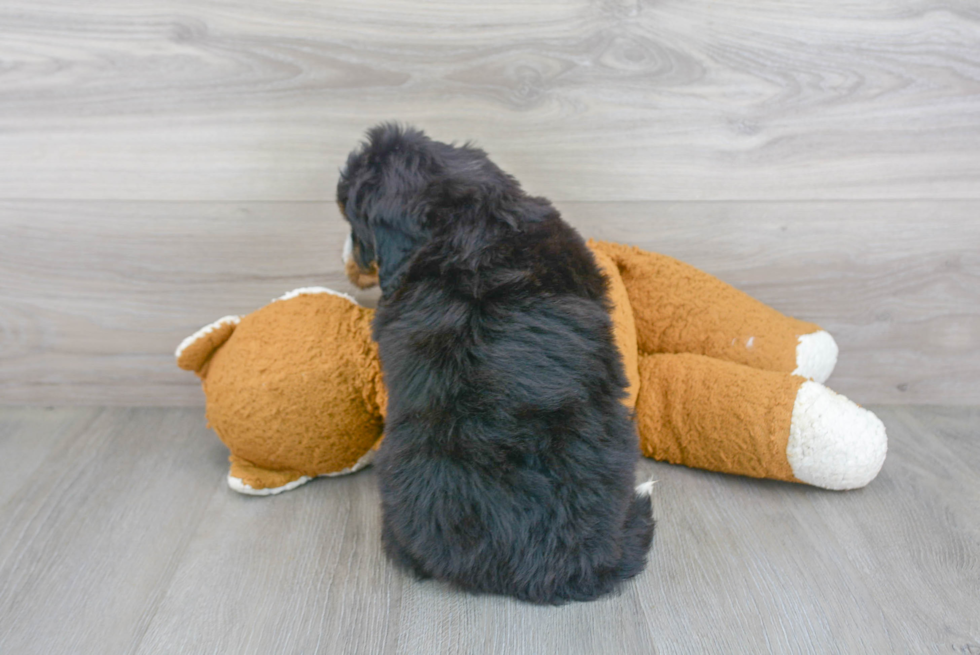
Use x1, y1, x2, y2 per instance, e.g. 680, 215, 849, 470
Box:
615, 483, 656, 581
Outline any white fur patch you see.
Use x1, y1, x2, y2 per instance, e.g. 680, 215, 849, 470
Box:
635, 479, 656, 497
226, 449, 376, 496
786, 381, 887, 490
342, 233, 353, 265
274, 286, 358, 305
174, 315, 240, 360
793, 330, 839, 383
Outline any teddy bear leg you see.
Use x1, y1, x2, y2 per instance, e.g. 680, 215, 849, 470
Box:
589, 240, 838, 382
635, 353, 886, 489
227, 454, 312, 496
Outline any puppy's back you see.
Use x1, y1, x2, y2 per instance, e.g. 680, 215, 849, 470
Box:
375, 217, 654, 603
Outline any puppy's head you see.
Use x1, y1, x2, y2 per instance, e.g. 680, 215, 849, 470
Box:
337, 123, 435, 294
337, 122, 528, 295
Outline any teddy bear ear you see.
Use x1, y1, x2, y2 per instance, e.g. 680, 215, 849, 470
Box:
175, 315, 241, 374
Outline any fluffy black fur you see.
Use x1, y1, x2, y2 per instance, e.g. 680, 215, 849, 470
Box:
337, 124, 654, 604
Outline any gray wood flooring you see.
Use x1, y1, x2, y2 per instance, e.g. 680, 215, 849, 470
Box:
2, 0, 979, 406
0, 405, 977, 654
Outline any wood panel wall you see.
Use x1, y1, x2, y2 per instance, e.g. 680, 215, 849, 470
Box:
1, 0, 978, 404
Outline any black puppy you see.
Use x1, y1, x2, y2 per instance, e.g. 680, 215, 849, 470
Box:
337, 124, 654, 604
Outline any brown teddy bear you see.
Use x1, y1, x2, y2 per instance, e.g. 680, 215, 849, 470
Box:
176, 240, 886, 495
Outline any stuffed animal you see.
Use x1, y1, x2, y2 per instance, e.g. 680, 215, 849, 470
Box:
176, 240, 886, 495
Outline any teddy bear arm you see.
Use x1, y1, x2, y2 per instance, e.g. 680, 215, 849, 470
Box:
590, 240, 837, 382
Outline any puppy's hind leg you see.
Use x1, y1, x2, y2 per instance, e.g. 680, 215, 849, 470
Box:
557, 487, 655, 603
614, 486, 656, 581
381, 522, 432, 580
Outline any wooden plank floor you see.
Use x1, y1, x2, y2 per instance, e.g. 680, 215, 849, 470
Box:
0, 405, 977, 654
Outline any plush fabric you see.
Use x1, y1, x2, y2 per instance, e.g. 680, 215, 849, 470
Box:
176, 241, 886, 494
178, 291, 386, 482
635, 353, 803, 483
592, 240, 819, 371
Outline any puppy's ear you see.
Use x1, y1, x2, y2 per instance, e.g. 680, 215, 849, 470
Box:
371, 218, 423, 294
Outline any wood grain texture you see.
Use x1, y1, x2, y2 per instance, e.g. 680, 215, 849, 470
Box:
0, 0, 978, 202
0, 405, 977, 654
0, 408, 227, 655
0, 200, 358, 405
0, 407, 100, 503
2, 199, 976, 405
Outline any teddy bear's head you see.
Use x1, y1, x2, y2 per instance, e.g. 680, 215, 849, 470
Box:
176, 288, 387, 493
